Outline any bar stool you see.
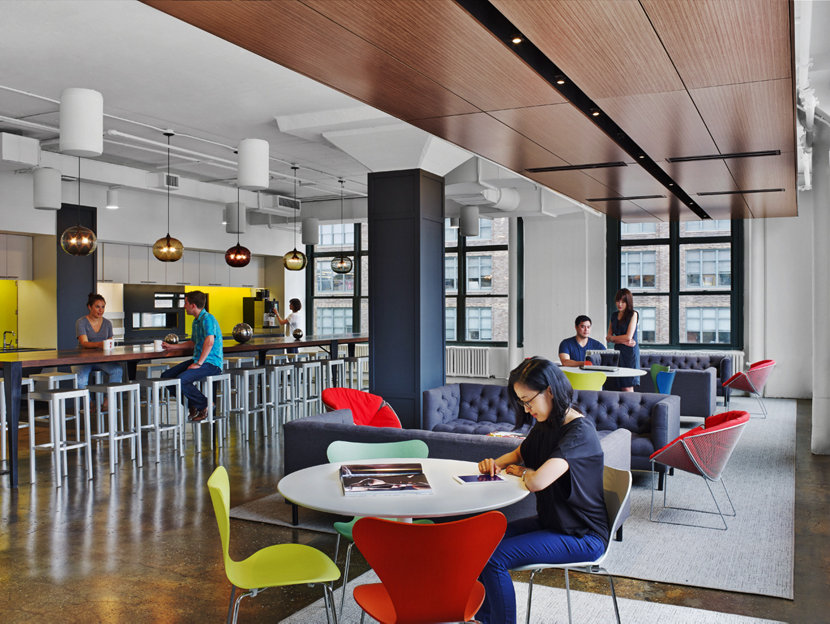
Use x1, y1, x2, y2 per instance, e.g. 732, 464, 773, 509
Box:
28, 388, 92, 486
344, 356, 369, 391
266, 362, 297, 429
87, 382, 143, 474
190, 372, 232, 453
228, 367, 268, 441
223, 356, 257, 370
0, 377, 35, 462
29, 371, 81, 437
294, 360, 323, 418
138, 377, 184, 462
136, 362, 170, 379
265, 353, 291, 366
320, 358, 347, 390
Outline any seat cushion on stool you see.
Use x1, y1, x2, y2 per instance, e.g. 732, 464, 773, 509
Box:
322, 387, 401, 428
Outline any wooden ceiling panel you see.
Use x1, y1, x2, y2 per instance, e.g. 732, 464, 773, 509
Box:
597, 91, 717, 161
725, 151, 796, 193
658, 160, 740, 194
640, 0, 791, 89
490, 103, 633, 165
143, 0, 479, 121
584, 165, 669, 199
301, 0, 566, 113
693, 195, 753, 221
413, 113, 565, 172
690, 79, 795, 155
742, 187, 797, 219
491, 0, 683, 99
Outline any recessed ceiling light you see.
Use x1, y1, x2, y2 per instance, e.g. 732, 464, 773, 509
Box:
555, 77, 566, 85
591, 110, 600, 117
638, 155, 645, 159
511, 36, 522, 44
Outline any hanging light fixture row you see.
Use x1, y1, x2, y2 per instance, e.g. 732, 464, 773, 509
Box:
153, 132, 184, 262
283, 165, 307, 271
330, 177, 352, 274
225, 187, 251, 268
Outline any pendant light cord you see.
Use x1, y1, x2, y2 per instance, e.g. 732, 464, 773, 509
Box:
77, 157, 81, 225
236, 187, 241, 246
339, 178, 345, 256
165, 132, 173, 237
292, 165, 299, 250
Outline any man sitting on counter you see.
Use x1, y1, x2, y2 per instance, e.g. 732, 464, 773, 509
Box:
161, 290, 223, 422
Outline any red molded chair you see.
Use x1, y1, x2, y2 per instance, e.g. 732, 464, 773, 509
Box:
352, 511, 506, 624
722, 359, 776, 418
649, 410, 750, 530
322, 387, 401, 428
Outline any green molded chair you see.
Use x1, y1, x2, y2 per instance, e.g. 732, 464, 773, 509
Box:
207, 466, 341, 624
326, 439, 431, 618
650, 364, 676, 394
563, 370, 607, 391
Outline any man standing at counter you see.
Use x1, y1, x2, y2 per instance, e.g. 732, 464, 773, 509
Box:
161, 290, 223, 422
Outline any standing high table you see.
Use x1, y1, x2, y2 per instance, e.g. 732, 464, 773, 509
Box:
1, 333, 367, 487
278, 458, 529, 521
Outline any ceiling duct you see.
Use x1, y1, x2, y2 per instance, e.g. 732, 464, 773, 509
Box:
445, 158, 520, 211
250, 194, 301, 217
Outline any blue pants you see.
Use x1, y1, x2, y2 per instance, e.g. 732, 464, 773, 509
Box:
476, 517, 606, 624
160, 359, 222, 411
72, 362, 123, 389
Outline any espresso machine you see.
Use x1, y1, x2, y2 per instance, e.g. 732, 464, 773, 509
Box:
242, 289, 278, 329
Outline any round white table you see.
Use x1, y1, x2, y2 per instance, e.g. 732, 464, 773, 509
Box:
278, 457, 529, 520
560, 366, 647, 378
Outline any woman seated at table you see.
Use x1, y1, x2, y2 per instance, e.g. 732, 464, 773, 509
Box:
71, 293, 123, 390
475, 356, 608, 624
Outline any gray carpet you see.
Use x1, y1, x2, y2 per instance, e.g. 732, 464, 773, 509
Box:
232, 397, 795, 599
279, 570, 786, 624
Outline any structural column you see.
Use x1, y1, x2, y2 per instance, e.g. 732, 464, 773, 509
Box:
812, 127, 830, 454
368, 169, 445, 428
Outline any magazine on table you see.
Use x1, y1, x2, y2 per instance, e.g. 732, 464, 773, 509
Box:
339, 463, 432, 496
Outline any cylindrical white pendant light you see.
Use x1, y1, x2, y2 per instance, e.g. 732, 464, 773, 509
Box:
302, 218, 319, 246
460, 205, 480, 237
59, 88, 103, 156
237, 138, 269, 190
33, 167, 62, 210
225, 201, 246, 234
106, 188, 119, 210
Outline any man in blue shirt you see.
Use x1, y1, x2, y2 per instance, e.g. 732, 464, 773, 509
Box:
558, 315, 606, 367
161, 290, 224, 422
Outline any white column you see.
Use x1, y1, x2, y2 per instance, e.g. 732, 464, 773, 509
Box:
746, 218, 766, 364
508, 217, 522, 370
812, 132, 830, 453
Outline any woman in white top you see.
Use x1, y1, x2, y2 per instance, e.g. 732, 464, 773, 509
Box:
276, 298, 302, 336
71, 293, 123, 389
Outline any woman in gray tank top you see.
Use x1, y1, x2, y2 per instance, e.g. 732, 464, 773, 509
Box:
71, 293, 123, 389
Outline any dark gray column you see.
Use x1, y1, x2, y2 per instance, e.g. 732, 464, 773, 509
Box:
56, 204, 97, 350
368, 169, 445, 428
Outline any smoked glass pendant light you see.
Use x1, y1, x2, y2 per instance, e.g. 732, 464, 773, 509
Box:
225, 187, 251, 267
330, 178, 352, 274
152, 132, 183, 261
283, 165, 307, 271
60, 157, 97, 256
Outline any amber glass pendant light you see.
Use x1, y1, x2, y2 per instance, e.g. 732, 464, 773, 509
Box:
60, 157, 97, 256
152, 132, 183, 262
225, 187, 251, 267
283, 165, 307, 271
330, 178, 352, 274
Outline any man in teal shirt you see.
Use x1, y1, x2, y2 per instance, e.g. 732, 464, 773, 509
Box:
161, 290, 223, 421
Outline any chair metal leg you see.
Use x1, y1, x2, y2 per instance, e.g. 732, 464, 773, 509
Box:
340, 541, 354, 619
564, 568, 572, 624
226, 586, 236, 624
323, 583, 339, 624
525, 569, 536, 624
606, 570, 621, 623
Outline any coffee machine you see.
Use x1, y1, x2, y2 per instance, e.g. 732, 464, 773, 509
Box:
242, 289, 278, 329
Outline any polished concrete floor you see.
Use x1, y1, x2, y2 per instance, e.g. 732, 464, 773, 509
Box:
1, 399, 827, 623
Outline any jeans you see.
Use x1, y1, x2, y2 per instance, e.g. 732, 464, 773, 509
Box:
160, 359, 222, 411
476, 517, 606, 624
72, 363, 123, 389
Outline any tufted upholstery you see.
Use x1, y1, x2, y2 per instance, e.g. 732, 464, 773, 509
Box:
424, 383, 679, 478
639, 353, 732, 401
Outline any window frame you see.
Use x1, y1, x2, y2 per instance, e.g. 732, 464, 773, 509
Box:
606, 219, 743, 350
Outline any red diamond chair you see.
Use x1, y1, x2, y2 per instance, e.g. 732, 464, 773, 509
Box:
649, 410, 750, 530
322, 387, 401, 428
722, 359, 776, 418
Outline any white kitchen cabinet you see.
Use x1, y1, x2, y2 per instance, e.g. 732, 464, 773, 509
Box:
165, 249, 200, 286
97, 242, 129, 283
0, 233, 33, 280
128, 245, 164, 284
229, 255, 263, 288
199, 251, 229, 287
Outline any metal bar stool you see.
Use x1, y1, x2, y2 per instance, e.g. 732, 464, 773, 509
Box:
344, 356, 369, 391
294, 360, 323, 419
138, 377, 184, 462
320, 358, 347, 390
29, 371, 82, 440
266, 362, 297, 430
228, 367, 268, 441
191, 372, 231, 453
136, 361, 171, 379
1, 377, 35, 463
87, 382, 143, 474
28, 388, 92, 486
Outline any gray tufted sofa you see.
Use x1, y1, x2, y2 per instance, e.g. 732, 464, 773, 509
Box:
638, 352, 733, 405
423, 383, 679, 486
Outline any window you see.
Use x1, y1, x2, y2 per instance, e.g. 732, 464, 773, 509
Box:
315, 262, 354, 294
445, 217, 509, 344
621, 250, 656, 289
317, 307, 353, 334
638, 307, 656, 343
319, 223, 354, 247
686, 248, 731, 288
686, 307, 731, 344
608, 219, 742, 348
466, 307, 492, 341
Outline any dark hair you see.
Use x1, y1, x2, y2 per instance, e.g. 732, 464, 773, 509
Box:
86, 293, 105, 308
575, 315, 591, 326
185, 290, 207, 309
289, 298, 302, 312
508, 356, 574, 429
614, 288, 635, 325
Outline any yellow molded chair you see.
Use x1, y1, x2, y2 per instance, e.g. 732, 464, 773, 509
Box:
326, 439, 431, 619
563, 370, 607, 391
207, 466, 341, 624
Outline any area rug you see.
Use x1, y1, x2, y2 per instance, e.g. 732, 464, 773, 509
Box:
279, 570, 786, 624
233, 397, 795, 599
